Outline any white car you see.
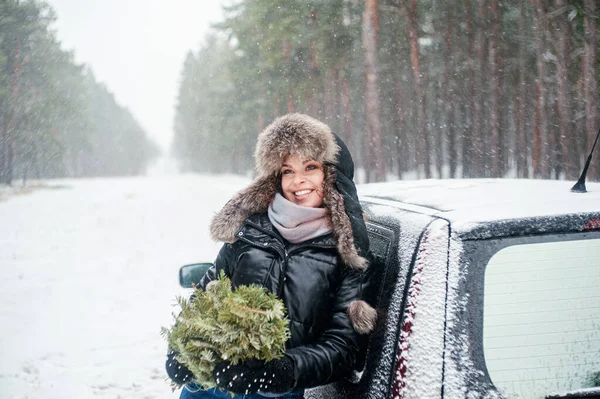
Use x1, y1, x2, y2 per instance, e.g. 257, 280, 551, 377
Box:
180, 178, 600, 399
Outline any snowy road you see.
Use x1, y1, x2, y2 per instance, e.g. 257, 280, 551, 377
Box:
0, 174, 248, 399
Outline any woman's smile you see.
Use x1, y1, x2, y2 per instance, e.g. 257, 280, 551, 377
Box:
294, 189, 313, 197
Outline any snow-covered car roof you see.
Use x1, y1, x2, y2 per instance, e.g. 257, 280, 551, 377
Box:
358, 178, 600, 236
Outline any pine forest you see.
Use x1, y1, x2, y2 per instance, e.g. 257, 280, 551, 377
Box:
0, 0, 159, 185
173, 0, 599, 182
1, 0, 599, 184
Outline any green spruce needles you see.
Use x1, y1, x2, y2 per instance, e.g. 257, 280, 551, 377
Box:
161, 271, 290, 389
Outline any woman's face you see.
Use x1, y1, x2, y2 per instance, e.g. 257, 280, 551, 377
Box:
280, 154, 325, 208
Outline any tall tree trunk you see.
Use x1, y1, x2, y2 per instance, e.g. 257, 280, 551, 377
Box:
389, 5, 408, 177
325, 68, 334, 123
4, 37, 21, 186
341, 72, 356, 158
22, 161, 28, 187
575, 55, 587, 157
307, 8, 321, 118
394, 78, 408, 177
463, 0, 476, 178
331, 66, 341, 135
406, 0, 430, 178
583, 0, 598, 180
553, 0, 577, 179
362, 0, 385, 182
286, 92, 295, 113
0, 104, 6, 184
551, 100, 561, 179
432, 83, 443, 178
512, 94, 522, 174
283, 40, 295, 113
530, 0, 551, 178
472, 0, 487, 177
325, 66, 342, 134
516, 0, 529, 177
273, 91, 282, 117
442, 1, 458, 178
257, 114, 265, 134
488, 0, 503, 177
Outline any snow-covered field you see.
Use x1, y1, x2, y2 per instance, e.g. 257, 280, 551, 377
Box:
0, 174, 249, 399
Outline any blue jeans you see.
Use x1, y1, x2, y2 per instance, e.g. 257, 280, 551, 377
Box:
179, 383, 304, 399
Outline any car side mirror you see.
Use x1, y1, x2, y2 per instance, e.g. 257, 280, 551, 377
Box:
179, 263, 213, 288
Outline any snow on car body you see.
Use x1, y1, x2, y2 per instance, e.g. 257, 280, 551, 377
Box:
304, 179, 600, 399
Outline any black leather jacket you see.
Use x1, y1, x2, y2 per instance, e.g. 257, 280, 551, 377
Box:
199, 213, 367, 389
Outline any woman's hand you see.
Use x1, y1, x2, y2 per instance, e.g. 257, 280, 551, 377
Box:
165, 351, 194, 386
212, 356, 295, 394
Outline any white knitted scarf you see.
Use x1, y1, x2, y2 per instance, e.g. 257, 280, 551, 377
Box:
267, 193, 332, 244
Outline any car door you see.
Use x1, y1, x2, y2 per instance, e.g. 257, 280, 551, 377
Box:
306, 204, 439, 399
388, 218, 451, 399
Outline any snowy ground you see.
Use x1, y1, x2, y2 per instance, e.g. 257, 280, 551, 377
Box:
0, 174, 249, 399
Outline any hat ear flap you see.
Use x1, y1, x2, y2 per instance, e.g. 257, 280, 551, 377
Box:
322, 167, 368, 269
210, 174, 279, 242
348, 300, 378, 334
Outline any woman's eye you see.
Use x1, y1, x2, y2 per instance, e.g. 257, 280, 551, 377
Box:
282, 169, 293, 175
306, 164, 317, 171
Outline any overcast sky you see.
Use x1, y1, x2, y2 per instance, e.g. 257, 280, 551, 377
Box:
46, 0, 227, 152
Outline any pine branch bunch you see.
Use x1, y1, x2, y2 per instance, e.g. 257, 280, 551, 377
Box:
161, 272, 290, 389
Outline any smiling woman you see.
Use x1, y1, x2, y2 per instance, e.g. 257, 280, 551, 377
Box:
165, 113, 378, 399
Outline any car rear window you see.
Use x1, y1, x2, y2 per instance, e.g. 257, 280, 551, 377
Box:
482, 238, 600, 398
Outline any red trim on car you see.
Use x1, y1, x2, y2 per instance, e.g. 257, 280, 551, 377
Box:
391, 231, 430, 398
583, 218, 600, 231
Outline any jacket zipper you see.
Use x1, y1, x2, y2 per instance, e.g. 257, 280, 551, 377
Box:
278, 248, 289, 298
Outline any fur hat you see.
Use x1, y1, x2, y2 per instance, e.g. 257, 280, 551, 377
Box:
254, 113, 339, 176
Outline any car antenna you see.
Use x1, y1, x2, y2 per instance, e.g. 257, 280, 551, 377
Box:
571, 127, 600, 193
